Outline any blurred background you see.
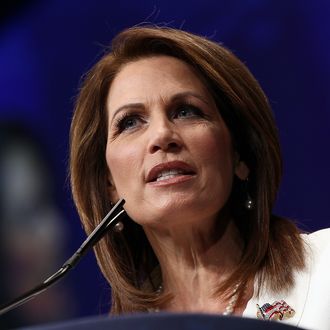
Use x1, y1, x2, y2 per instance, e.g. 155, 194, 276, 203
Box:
0, 0, 329, 328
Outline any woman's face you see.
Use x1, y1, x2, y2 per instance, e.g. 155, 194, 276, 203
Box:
106, 56, 245, 228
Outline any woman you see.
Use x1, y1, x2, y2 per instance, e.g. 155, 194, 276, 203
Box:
70, 26, 329, 329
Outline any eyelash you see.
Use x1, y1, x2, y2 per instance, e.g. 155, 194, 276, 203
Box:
173, 103, 204, 119
113, 113, 143, 134
112, 103, 205, 135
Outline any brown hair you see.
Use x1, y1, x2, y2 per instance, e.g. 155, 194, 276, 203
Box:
70, 26, 305, 314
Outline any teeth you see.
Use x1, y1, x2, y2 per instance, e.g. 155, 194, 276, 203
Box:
156, 169, 184, 181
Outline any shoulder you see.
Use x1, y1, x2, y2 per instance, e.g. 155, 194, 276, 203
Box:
243, 229, 330, 329
297, 228, 330, 330
301, 228, 330, 262
303, 227, 330, 243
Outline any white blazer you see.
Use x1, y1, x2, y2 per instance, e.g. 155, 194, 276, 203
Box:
243, 228, 330, 330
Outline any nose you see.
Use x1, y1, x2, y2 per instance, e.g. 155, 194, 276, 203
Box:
147, 116, 183, 154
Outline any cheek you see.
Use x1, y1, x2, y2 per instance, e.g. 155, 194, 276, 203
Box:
192, 126, 235, 199
191, 126, 234, 167
105, 143, 142, 193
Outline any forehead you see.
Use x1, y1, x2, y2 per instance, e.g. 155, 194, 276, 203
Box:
107, 56, 212, 110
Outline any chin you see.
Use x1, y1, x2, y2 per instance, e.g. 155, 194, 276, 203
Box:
128, 195, 222, 228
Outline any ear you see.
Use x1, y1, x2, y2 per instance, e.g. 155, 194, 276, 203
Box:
234, 153, 250, 180
107, 174, 119, 203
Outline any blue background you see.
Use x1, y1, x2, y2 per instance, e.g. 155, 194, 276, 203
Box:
0, 0, 329, 327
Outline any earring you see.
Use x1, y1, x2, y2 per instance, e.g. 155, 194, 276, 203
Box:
244, 178, 254, 210
113, 221, 124, 232
110, 201, 124, 232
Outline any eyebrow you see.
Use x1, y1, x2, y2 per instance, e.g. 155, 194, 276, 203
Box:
109, 91, 211, 122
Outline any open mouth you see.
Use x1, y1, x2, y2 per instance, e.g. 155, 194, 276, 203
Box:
152, 168, 195, 182
147, 161, 196, 183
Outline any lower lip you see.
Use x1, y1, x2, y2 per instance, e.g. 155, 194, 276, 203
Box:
147, 174, 195, 187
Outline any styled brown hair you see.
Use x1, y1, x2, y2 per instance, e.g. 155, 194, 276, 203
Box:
70, 26, 305, 314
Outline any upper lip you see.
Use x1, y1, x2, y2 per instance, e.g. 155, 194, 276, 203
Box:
146, 161, 196, 183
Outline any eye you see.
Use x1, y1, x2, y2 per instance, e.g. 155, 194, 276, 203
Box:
173, 104, 204, 119
114, 114, 144, 133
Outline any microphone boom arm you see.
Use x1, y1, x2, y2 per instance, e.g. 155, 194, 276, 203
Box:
0, 198, 126, 316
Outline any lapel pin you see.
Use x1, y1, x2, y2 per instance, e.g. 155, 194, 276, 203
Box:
256, 300, 295, 321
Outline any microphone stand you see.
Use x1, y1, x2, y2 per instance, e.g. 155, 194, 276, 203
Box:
0, 198, 126, 316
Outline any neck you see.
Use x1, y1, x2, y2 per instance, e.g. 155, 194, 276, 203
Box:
143, 214, 245, 313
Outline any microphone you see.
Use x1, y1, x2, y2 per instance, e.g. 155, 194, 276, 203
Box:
0, 198, 126, 316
